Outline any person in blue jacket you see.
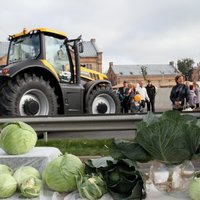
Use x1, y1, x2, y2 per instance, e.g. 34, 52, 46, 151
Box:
117, 81, 129, 113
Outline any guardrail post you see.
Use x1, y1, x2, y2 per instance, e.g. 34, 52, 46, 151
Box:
43, 132, 48, 142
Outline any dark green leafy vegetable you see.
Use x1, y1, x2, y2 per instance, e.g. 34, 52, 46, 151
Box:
85, 157, 146, 200
110, 139, 152, 163
136, 110, 200, 164
110, 110, 200, 165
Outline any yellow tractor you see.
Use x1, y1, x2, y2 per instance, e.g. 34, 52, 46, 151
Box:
0, 28, 120, 116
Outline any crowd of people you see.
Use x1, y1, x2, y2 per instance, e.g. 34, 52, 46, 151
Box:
117, 75, 200, 113
117, 80, 156, 113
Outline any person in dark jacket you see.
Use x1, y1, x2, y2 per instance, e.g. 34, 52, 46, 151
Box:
170, 75, 190, 111
117, 81, 129, 113
146, 80, 156, 112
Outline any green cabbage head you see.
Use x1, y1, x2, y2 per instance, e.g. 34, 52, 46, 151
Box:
0, 164, 13, 175
0, 173, 17, 198
0, 121, 37, 155
188, 178, 200, 200
13, 166, 41, 184
43, 153, 84, 192
20, 176, 42, 198
76, 173, 107, 200
13, 166, 41, 198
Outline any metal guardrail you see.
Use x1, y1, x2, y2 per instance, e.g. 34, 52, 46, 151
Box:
0, 112, 200, 133
0, 114, 145, 132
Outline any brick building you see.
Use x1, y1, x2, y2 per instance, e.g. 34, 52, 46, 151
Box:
107, 62, 180, 88
80, 39, 103, 73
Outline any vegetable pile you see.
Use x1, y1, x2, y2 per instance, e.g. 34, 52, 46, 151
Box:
0, 164, 42, 198
0, 120, 147, 199
42, 155, 146, 200
1, 111, 200, 199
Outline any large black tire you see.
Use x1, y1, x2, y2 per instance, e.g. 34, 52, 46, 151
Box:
0, 73, 58, 116
86, 85, 120, 114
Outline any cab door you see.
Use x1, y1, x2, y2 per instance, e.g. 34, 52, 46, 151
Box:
45, 35, 72, 83
45, 35, 84, 114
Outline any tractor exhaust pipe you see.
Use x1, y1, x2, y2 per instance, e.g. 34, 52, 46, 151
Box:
73, 39, 81, 85
65, 36, 83, 85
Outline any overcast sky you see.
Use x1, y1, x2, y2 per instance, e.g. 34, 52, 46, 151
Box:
0, 0, 200, 72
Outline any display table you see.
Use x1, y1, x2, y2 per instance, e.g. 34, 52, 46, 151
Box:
0, 147, 62, 173
0, 148, 191, 199
0, 147, 63, 200
63, 184, 191, 200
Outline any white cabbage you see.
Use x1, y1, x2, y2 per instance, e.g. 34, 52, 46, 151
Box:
0, 173, 17, 198
43, 153, 84, 192
188, 178, 200, 200
0, 121, 37, 155
13, 166, 41, 198
0, 164, 13, 175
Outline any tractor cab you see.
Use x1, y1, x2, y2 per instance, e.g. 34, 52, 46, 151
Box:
8, 28, 77, 84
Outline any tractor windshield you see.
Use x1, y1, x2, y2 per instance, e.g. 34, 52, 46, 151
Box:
8, 34, 40, 64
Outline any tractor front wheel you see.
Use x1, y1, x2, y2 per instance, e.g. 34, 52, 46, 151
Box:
0, 74, 58, 116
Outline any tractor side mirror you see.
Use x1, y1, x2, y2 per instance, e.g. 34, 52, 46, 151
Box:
78, 42, 84, 53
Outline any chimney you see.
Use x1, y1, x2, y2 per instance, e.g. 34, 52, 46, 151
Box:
90, 38, 96, 43
109, 62, 113, 67
169, 61, 174, 67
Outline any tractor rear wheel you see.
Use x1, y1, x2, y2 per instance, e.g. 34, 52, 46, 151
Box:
86, 85, 120, 114
0, 74, 58, 116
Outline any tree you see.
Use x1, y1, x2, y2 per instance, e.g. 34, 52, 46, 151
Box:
177, 58, 194, 81
140, 66, 148, 81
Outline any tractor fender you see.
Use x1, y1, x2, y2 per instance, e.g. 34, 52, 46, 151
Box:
84, 80, 112, 101
2, 59, 59, 81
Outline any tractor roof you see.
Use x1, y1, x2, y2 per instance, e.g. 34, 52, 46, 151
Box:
10, 28, 67, 39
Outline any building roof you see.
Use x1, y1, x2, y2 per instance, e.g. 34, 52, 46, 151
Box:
111, 64, 179, 76
80, 39, 101, 58
0, 42, 9, 57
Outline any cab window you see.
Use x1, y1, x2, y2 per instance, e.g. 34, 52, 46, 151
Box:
45, 35, 71, 82
8, 34, 40, 64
